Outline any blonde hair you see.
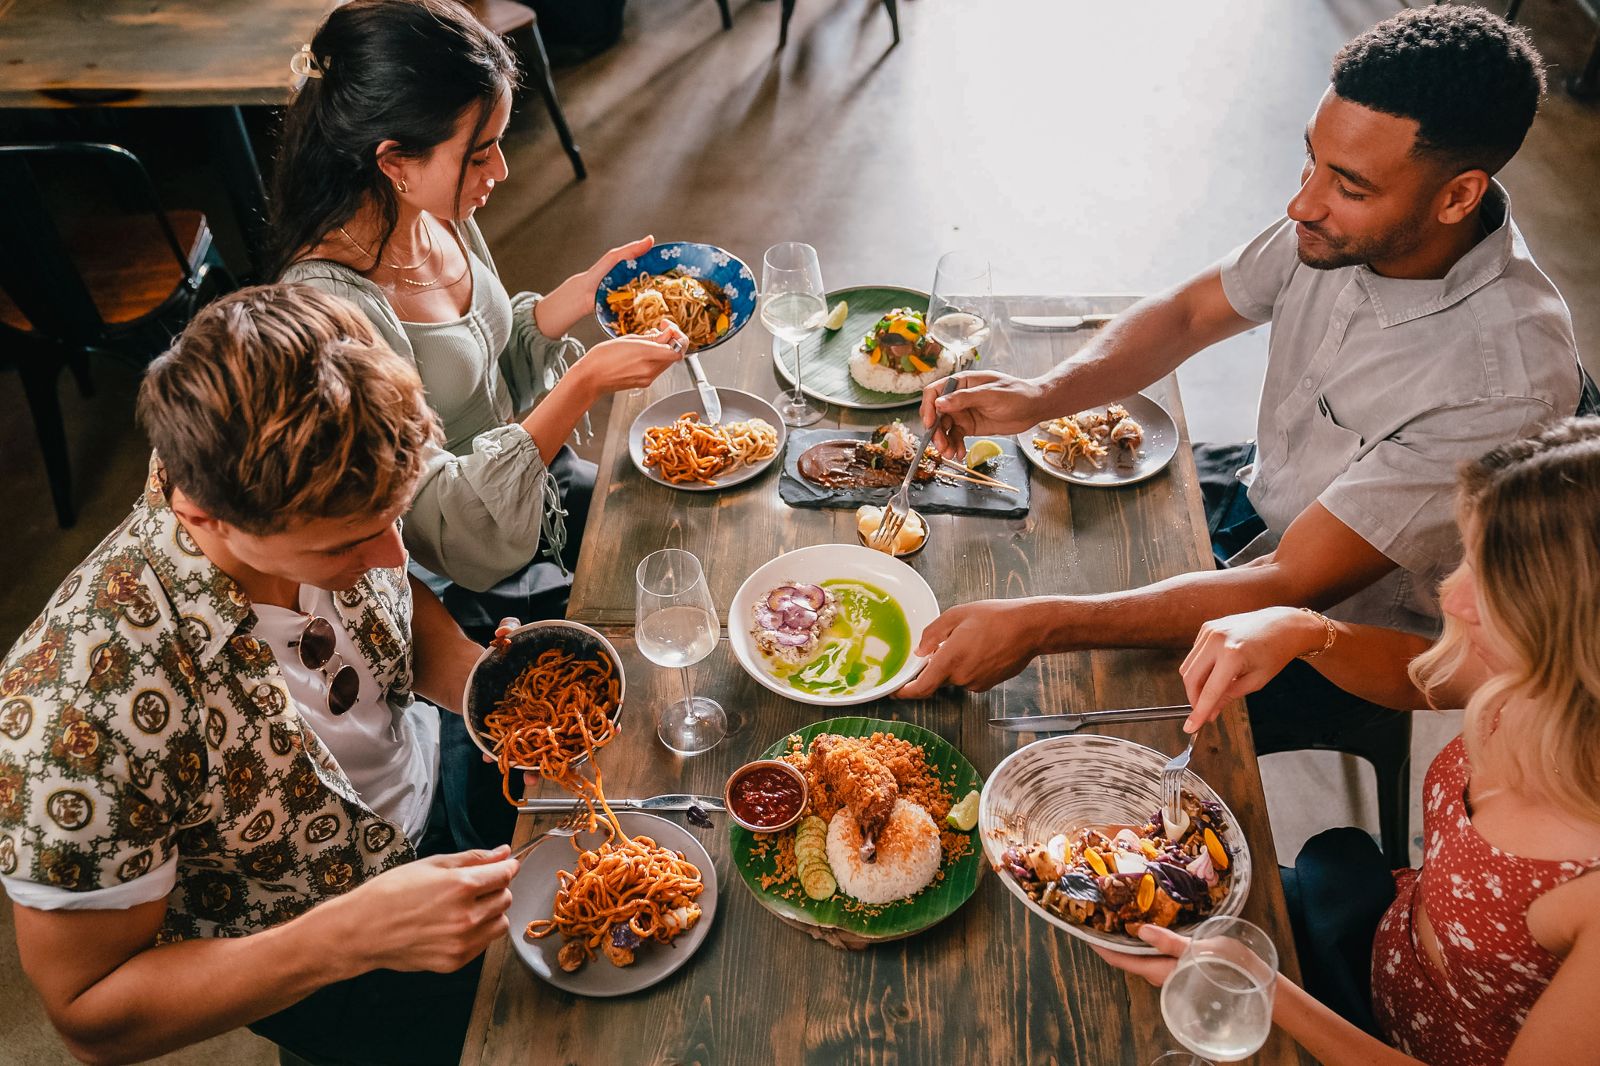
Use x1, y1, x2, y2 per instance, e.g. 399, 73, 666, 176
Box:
1410, 416, 1600, 823
137, 283, 441, 533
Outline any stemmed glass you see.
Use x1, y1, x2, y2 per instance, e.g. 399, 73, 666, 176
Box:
635, 549, 726, 756
926, 251, 994, 371
760, 242, 828, 427
1159, 917, 1278, 1062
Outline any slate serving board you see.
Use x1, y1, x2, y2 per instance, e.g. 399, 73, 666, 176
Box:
778, 428, 1030, 517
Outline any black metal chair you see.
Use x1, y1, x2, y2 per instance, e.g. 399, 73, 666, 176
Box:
780, 0, 900, 48
465, 0, 587, 180
0, 142, 235, 528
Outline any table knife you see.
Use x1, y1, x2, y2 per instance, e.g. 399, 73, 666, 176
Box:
684, 355, 722, 424
517, 794, 727, 813
988, 704, 1192, 733
1010, 314, 1117, 331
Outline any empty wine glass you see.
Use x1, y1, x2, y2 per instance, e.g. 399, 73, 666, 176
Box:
760, 242, 828, 427
1159, 917, 1278, 1063
635, 549, 725, 755
1150, 1053, 1217, 1066
926, 251, 994, 369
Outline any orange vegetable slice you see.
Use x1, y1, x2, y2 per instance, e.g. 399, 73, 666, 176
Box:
1136, 873, 1155, 912
1084, 847, 1108, 877
1139, 839, 1160, 860
1204, 828, 1230, 870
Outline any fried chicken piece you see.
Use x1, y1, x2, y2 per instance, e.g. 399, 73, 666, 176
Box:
601, 937, 636, 968
557, 940, 588, 973
809, 734, 898, 862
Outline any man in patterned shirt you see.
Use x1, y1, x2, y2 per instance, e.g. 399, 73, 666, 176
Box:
0, 285, 526, 1064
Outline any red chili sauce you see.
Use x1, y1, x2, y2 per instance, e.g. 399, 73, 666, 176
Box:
729, 766, 804, 828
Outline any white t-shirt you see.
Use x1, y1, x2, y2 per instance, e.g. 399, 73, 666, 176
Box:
3, 586, 438, 911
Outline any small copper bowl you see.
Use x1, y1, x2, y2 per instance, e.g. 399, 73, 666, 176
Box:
724, 759, 809, 833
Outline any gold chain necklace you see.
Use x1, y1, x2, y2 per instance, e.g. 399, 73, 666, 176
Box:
337, 221, 433, 271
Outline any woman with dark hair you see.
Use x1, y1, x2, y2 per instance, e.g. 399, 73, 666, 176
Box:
271, 0, 685, 638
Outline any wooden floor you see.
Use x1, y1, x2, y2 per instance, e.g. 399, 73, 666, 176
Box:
1, 1, 1596, 1062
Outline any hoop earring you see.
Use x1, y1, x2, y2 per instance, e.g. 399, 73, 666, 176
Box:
396, 179, 409, 194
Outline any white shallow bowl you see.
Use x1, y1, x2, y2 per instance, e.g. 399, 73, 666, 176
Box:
979, 734, 1253, 955
727, 543, 939, 707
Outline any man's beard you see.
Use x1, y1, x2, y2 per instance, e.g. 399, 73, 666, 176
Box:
1295, 214, 1428, 271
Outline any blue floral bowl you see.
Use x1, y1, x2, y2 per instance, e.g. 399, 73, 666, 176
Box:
595, 241, 757, 354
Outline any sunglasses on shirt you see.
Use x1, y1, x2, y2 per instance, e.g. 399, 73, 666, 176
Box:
289, 615, 359, 716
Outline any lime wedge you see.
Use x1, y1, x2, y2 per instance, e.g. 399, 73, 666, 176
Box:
964, 438, 1002, 469
823, 300, 849, 330
947, 789, 980, 831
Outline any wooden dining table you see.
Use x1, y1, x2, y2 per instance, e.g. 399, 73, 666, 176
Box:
462, 293, 1313, 1065
0, 0, 339, 276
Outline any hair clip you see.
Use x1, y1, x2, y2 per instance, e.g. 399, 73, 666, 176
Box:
290, 43, 324, 79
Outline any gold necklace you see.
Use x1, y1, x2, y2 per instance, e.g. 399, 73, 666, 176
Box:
337, 222, 433, 270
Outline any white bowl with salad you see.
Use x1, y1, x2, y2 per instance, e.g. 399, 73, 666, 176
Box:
728, 543, 939, 706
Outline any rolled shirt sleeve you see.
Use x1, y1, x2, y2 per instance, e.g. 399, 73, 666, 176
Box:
1318, 395, 1555, 580
502, 290, 586, 416
1220, 218, 1299, 325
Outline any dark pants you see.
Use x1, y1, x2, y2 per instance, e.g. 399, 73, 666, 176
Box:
1280, 827, 1396, 1036
247, 712, 518, 1065
413, 446, 598, 643
1193, 442, 1410, 754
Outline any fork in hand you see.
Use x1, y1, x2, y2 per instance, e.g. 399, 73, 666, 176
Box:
871, 375, 961, 553
509, 805, 589, 862
1160, 732, 1198, 838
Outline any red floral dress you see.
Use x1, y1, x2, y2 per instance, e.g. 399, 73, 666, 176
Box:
1371, 736, 1600, 1063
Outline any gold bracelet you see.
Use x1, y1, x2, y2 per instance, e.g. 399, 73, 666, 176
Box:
1297, 607, 1336, 660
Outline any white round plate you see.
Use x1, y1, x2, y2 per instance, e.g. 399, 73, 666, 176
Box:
1016, 393, 1179, 487
728, 543, 939, 707
628, 388, 787, 492
508, 812, 718, 996
979, 734, 1252, 955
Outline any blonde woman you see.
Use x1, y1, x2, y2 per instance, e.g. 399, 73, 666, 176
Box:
1100, 416, 1600, 1065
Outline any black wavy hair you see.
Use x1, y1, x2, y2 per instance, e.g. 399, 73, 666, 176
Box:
267, 0, 519, 277
1331, 6, 1545, 176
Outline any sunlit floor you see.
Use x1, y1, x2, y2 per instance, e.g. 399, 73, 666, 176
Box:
2, 0, 1596, 1061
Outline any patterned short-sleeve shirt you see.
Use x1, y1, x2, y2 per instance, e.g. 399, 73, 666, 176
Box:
0, 456, 416, 941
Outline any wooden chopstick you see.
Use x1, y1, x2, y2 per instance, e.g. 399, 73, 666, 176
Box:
937, 456, 1016, 491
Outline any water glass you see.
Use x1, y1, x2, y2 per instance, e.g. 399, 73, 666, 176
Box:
635, 549, 725, 755
926, 251, 994, 366
1159, 916, 1278, 1062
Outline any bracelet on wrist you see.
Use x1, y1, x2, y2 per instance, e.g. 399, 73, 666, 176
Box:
1296, 607, 1336, 660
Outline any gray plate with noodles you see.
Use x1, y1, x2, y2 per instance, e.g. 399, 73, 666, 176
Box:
628, 388, 786, 491
509, 811, 719, 996
1016, 392, 1179, 488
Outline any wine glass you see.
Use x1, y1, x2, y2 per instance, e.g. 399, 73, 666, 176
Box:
1159, 917, 1278, 1062
635, 549, 726, 756
1150, 1053, 1217, 1066
760, 242, 828, 427
926, 251, 994, 368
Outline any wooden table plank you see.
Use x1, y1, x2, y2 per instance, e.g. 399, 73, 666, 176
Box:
468, 295, 1310, 1065
0, 0, 333, 108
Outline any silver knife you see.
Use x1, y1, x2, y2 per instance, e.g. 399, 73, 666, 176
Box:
517, 794, 727, 813
684, 355, 722, 424
1010, 314, 1117, 331
989, 704, 1192, 732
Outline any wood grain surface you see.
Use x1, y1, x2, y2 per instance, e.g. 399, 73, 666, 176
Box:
464, 295, 1312, 1066
0, 0, 335, 108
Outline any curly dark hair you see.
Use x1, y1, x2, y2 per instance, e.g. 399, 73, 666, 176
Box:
1332, 6, 1546, 176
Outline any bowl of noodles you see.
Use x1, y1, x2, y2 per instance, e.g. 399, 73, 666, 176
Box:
462, 620, 625, 807
596, 241, 756, 353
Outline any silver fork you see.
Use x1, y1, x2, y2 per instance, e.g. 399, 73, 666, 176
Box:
1161, 733, 1197, 836
509, 805, 589, 861
871, 375, 960, 552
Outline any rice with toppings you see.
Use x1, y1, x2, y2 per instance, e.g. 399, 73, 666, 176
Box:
848, 339, 955, 395
825, 799, 942, 904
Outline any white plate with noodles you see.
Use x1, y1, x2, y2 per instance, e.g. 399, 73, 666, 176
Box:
509, 811, 718, 996
1016, 392, 1179, 488
628, 388, 786, 491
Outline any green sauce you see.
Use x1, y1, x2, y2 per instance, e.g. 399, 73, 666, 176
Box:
779, 580, 909, 696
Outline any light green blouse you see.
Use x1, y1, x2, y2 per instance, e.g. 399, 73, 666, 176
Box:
281, 219, 583, 592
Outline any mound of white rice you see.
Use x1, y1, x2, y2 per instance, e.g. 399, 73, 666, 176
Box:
826, 799, 942, 904
847, 339, 954, 395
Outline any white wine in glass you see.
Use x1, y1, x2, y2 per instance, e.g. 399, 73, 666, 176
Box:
927, 251, 994, 361
635, 549, 725, 756
761, 242, 827, 427
1159, 917, 1278, 1062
